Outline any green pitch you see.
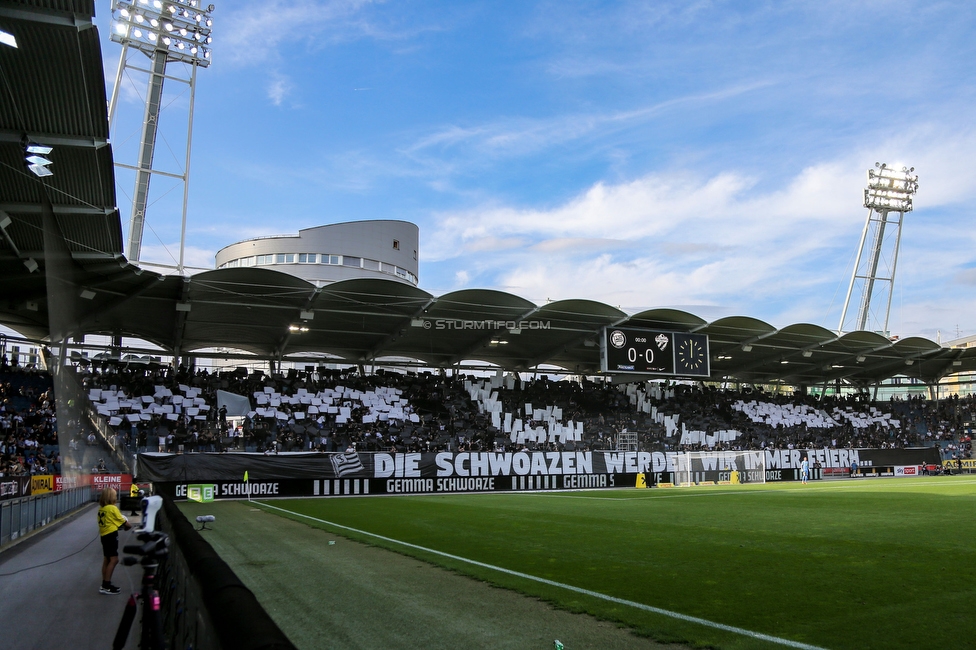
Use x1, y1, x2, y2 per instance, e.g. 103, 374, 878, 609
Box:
180, 477, 976, 649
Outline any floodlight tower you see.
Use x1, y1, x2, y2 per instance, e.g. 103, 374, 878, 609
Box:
837, 163, 919, 335
107, 0, 214, 271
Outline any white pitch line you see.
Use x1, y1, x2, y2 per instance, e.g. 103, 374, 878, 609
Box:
541, 488, 776, 501
255, 501, 827, 650
543, 477, 976, 501
760, 477, 976, 492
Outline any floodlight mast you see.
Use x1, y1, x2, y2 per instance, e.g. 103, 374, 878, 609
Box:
108, 0, 214, 272
837, 164, 919, 335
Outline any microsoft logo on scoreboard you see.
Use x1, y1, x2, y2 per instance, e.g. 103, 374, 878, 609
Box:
601, 327, 710, 377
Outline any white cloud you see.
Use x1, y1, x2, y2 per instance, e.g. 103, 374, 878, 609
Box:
405, 81, 774, 161
218, 0, 442, 68
425, 164, 855, 263
220, 0, 376, 65
423, 166, 849, 322
421, 123, 976, 334
266, 73, 292, 106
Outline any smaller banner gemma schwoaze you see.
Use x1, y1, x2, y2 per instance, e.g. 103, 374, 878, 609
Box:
159, 472, 632, 501
156, 467, 829, 501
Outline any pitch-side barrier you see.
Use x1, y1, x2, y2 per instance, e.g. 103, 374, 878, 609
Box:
138, 447, 941, 501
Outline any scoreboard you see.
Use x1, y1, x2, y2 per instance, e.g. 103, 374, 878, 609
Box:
601, 327, 710, 378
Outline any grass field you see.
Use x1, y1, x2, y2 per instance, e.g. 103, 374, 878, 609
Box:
179, 477, 976, 650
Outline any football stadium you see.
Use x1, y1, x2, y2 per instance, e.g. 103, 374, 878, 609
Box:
1, 2, 975, 650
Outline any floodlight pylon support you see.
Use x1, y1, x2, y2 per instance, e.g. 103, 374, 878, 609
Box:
109, 0, 214, 274
126, 48, 168, 264
107, 40, 129, 125
837, 163, 918, 335
179, 61, 198, 272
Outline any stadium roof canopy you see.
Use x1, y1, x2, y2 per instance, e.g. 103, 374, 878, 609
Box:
2, 0, 976, 388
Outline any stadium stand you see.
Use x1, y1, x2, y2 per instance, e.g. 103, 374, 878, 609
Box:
0, 364, 60, 478
77, 364, 973, 461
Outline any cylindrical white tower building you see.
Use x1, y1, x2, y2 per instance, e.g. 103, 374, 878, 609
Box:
215, 220, 420, 286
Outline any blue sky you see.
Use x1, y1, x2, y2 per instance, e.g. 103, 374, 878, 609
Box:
97, 0, 976, 341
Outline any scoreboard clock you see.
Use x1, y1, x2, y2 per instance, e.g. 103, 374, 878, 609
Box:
601, 327, 710, 377
674, 332, 708, 374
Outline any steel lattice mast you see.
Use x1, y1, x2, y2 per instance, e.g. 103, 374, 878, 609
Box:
837, 163, 919, 335
107, 0, 214, 272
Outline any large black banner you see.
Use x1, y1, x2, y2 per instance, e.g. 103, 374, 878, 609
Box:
138, 447, 940, 482
139, 447, 942, 500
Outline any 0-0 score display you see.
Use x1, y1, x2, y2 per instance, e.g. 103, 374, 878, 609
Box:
601, 327, 710, 377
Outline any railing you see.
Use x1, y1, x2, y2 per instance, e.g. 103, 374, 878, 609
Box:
0, 486, 92, 549
87, 405, 134, 474
47, 354, 134, 475
615, 431, 639, 452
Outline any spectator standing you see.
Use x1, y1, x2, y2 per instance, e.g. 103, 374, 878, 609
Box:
97, 487, 131, 594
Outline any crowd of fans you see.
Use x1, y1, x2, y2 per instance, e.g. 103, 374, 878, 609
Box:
83, 365, 501, 455
629, 384, 973, 458
0, 358, 60, 477
3, 352, 972, 467
75, 362, 974, 461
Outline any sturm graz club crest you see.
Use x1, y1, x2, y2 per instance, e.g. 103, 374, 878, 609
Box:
655, 333, 669, 351
609, 330, 627, 349
330, 451, 365, 477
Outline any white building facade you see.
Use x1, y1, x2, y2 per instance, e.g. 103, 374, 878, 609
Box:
215, 221, 420, 287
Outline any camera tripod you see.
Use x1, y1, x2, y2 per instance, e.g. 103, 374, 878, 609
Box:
112, 530, 170, 650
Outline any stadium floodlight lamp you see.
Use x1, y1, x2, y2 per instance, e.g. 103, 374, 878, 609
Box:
856, 355, 866, 363
801, 350, 813, 358
0, 29, 16, 48
26, 155, 52, 169
25, 141, 53, 177
110, 0, 215, 67
741, 344, 753, 352
864, 163, 918, 213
